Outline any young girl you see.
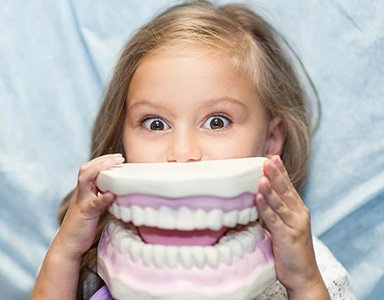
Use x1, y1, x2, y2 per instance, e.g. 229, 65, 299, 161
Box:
31, 1, 355, 299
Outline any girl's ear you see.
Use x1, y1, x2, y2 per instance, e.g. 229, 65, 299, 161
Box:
264, 117, 285, 158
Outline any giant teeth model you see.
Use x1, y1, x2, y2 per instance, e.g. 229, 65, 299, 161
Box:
96, 157, 276, 300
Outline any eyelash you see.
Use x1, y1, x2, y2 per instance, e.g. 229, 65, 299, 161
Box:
140, 115, 170, 131
138, 113, 233, 131
203, 113, 233, 130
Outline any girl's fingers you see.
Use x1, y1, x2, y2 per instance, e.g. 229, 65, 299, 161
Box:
258, 176, 297, 228
255, 193, 285, 236
78, 192, 116, 219
263, 156, 302, 211
78, 153, 123, 175
77, 154, 125, 198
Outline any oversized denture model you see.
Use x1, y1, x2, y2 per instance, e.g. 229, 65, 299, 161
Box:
96, 157, 276, 300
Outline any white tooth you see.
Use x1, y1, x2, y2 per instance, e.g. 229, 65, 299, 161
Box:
250, 207, 258, 221
153, 245, 166, 268
194, 209, 207, 230
176, 206, 194, 230
238, 208, 251, 225
131, 205, 144, 226
107, 221, 117, 235
217, 244, 232, 265
192, 246, 205, 269
130, 240, 142, 262
236, 232, 253, 253
229, 239, 243, 259
109, 204, 121, 219
166, 246, 179, 268
120, 206, 132, 222
217, 231, 232, 244
142, 244, 153, 266
113, 227, 128, 245
157, 206, 176, 229
223, 210, 238, 228
119, 236, 133, 254
144, 207, 157, 227
204, 247, 219, 268
108, 205, 116, 217
110, 232, 119, 248
179, 246, 193, 269
249, 223, 265, 241
207, 209, 223, 231
243, 231, 257, 252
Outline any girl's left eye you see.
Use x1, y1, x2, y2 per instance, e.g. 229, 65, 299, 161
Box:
203, 115, 231, 130
142, 117, 170, 131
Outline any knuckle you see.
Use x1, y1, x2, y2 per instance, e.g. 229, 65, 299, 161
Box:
89, 198, 98, 209
273, 201, 285, 214
303, 207, 311, 222
78, 165, 87, 175
282, 187, 293, 199
303, 205, 310, 215
268, 214, 280, 225
298, 208, 311, 226
77, 173, 86, 185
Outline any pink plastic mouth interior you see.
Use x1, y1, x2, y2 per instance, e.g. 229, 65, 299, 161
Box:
138, 226, 229, 246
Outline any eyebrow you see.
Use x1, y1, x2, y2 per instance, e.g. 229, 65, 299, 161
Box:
128, 99, 166, 111
128, 96, 247, 111
200, 97, 247, 110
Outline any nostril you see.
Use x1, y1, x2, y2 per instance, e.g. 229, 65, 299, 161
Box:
167, 147, 203, 163
166, 132, 204, 162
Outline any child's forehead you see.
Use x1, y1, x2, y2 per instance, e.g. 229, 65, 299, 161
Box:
126, 49, 266, 120
139, 39, 262, 88
135, 46, 254, 84
129, 49, 256, 96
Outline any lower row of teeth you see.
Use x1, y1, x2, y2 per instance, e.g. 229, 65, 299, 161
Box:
108, 221, 264, 269
108, 204, 258, 231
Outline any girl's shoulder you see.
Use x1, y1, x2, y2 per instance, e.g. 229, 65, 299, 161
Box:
255, 236, 356, 300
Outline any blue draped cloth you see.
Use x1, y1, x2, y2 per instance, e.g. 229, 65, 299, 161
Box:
0, 1, 383, 299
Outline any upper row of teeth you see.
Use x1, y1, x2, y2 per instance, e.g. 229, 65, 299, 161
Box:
108, 204, 258, 231
108, 221, 264, 269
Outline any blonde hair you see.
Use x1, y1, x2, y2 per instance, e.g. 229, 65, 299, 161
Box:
59, 1, 316, 298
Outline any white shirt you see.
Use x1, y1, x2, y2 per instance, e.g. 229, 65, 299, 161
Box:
255, 236, 356, 300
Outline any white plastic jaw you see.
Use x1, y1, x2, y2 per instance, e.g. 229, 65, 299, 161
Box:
96, 157, 267, 198
96, 157, 276, 299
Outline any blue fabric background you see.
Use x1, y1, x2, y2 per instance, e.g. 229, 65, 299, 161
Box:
1, 1, 383, 299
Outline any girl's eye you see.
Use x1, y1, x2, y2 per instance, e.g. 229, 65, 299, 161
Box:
203, 115, 231, 130
142, 117, 170, 131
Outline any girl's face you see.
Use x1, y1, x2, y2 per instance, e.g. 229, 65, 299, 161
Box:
123, 50, 284, 163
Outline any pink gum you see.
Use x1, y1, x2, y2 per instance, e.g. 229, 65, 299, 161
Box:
115, 192, 255, 211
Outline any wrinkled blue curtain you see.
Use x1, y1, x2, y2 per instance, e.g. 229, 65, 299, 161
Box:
0, 1, 383, 299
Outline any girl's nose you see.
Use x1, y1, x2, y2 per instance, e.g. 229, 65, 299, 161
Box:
167, 131, 203, 162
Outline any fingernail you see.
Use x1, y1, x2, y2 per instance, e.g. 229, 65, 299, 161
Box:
267, 160, 276, 171
114, 155, 124, 161
255, 193, 265, 207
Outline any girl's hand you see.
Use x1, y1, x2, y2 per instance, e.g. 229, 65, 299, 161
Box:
255, 155, 329, 299
54, 153, 125, 259
30, 154, 125, 299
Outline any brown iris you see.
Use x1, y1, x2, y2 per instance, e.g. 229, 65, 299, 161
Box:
150, 120, 165, 130
210, 117, 225, 129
